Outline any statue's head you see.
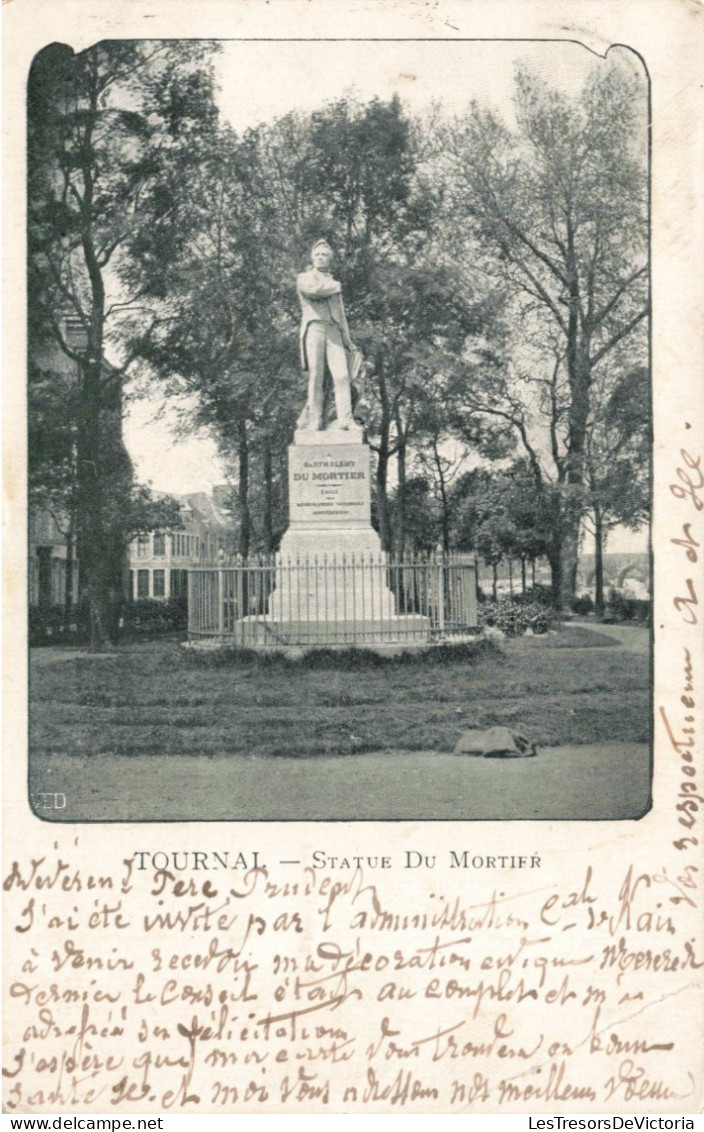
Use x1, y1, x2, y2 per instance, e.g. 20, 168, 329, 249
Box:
311, 239, 333, 270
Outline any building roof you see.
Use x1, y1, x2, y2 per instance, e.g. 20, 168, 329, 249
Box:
177, 490, 232, 528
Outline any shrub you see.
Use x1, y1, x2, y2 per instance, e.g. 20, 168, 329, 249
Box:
572, 594, 595, 616
122, 597, 187, 637
29, 596, 188, 646
523, 603, 552, 634
479, 597, 552, 637
514, 584, 554, 608
607, 589, 650, 624
29, 604, 74, 646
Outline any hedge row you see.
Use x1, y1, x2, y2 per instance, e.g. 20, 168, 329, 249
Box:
572, 591, 650, 623
29, 597, 188, 646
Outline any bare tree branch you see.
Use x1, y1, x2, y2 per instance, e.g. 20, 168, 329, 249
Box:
590, 306, 648, 367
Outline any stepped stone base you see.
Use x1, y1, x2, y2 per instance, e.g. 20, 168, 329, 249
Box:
278, 527, 383, 559
235, 615, 431, 648
273, 527, 397, 622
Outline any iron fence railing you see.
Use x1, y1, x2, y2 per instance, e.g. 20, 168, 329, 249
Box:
188, 553, 478, 646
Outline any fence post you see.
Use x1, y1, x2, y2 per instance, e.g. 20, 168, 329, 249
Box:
469, 558, 478, 627
217, 550, 225, 640
437, 557, 446, 635
187, 569, 193, 637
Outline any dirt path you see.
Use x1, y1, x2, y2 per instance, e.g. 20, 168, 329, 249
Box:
31, 742, 650, 823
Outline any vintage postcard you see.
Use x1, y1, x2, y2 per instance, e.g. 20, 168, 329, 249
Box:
3, 0, 703, 1118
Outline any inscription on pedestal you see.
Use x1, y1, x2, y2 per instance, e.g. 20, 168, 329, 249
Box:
288, 443, 371, 528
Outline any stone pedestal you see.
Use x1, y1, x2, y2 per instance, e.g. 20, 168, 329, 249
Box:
284, 428, 371, 537
271, 429, 395, 623
247, 426, 430, 645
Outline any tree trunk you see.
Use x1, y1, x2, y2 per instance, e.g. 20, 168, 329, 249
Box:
76, 355, 110, 650
432, 440, 451, 555
262, 433, 274, 554
508, 558, 513, 595
75, 385, 132, 649
64, 526, 75, 632
75, 84, 113, 651
548, 546, 563, 611
376, 446, 391, 552
395, 438, 407, 559
237, 420, 251, 560
521, 557, 527, 595
559, 518, 580, 611
561, 333, 591, 610
594, 507, 605, 618
374, 368, 393, 552
492, 562, 498, 601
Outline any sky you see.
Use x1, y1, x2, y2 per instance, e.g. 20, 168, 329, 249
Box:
216, 39, 609, 134
122, 38, 647, 552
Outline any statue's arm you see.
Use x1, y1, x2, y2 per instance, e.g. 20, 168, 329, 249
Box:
297, 271, 341, 299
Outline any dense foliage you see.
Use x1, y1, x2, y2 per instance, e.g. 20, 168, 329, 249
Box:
29, 43, 649, 630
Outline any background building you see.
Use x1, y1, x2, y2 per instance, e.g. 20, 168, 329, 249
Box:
128, 490, 235, 602
28, 508, 79, 607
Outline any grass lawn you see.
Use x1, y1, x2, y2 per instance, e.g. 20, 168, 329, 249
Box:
29, 628, 650, 759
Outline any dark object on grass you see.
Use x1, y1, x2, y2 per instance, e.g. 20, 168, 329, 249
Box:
454, 725, 537, 758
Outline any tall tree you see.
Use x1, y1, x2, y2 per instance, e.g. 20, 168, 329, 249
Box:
389, 476, 441, 555
493, 460, 556, 593
440, 59, 649, 607
28, 40, 220, 644
128, 122, 299, 557
449, 463, 555, 596
358, 258, 492, 551
584, 361, 650, 614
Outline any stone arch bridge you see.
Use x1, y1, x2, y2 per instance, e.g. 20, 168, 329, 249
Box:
576, 552, 650, 594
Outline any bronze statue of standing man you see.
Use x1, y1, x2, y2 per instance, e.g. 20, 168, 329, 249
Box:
296, 239, 361, 432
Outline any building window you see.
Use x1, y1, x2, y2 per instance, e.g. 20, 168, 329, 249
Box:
170, 569, 188, 598
136, 535, 149, 559
153, 532, 165, 557
37, 547, 52, 606
51, 558, 65, 605
137, 569, 149, 598
153, 569, 165, 598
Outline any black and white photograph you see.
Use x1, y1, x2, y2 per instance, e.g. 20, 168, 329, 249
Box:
26, 35, 652, 822
5, 0, 704, 1120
